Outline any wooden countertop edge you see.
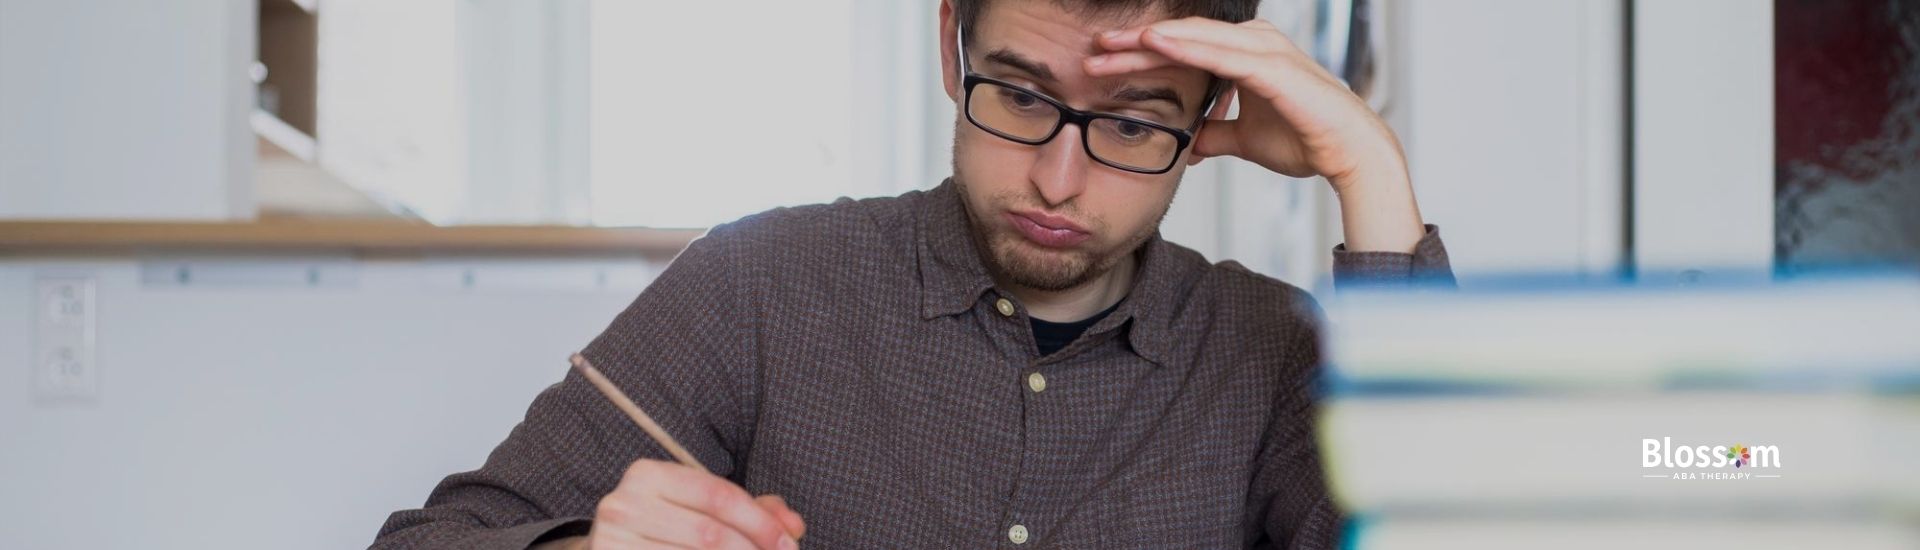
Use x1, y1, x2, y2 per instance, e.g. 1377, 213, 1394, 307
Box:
0, 220, 705, 255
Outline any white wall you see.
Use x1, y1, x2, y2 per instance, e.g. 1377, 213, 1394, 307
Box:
0, 0, 254, 220
0, 257, 654, 549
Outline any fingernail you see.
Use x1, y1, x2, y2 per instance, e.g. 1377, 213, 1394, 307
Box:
1086, 55, 1106, 67
1100, 30, 1120, 40
779, 535, 798, 550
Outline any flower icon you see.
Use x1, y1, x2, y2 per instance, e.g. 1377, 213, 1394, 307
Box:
1728, 444, 1750, 468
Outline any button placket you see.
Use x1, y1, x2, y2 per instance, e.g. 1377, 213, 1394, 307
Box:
988, 291, 1047, 545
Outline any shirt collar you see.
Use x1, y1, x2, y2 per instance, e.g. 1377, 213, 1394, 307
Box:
914, 179, 1197, 366
915, 179, 999, 320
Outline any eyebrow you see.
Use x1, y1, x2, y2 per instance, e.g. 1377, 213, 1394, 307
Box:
983, 47, 1191, 114
1112, 85, 1186, 112
984, 48, 1056, 82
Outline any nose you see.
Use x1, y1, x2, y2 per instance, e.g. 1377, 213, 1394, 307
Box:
1027, 124, 1090, 207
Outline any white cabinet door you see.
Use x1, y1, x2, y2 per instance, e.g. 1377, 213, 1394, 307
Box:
1392, 0, 1627, 281
1632, 0, 1775, 277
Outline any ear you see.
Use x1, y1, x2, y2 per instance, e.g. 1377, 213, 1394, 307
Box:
938, 0, 961, 103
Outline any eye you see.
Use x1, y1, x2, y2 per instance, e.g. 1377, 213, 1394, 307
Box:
998, 87, 1048, 113
1114, 121, 1149, 139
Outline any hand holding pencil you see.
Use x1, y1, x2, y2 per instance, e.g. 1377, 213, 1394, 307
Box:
562, 354, 806, 550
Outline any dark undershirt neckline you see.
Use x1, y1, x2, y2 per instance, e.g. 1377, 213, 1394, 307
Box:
1029, 301, 1122, 357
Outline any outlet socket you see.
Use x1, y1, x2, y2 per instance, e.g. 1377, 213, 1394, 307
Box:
35, 275, 98, 402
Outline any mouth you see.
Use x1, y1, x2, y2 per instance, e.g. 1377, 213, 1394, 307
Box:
1004, 210, 1092, 249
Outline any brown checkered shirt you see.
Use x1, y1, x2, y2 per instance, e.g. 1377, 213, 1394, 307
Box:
372, 180, 1454, 549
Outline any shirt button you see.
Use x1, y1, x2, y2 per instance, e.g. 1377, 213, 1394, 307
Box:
1008, 524, 1029, 544
995, 298, 1016, 317
1027, 372, 1047, 393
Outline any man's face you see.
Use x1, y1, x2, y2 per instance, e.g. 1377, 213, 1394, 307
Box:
943, 1, 1216, 292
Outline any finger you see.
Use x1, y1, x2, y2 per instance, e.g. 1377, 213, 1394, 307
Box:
1191, 118, 1243, 161
1083, 50, 1180, 77
1138, 28, 1263, 83
1176, 17, 1291, 53
659, 480, 792, 550
1208, 86, 1238, 121
586, 522, 653, 550
623, 461, 794, 550
755, 495, 807, 539
1138, 29, 1340, 103
635, 534, 700, 549
631, 502, 762, 550
1186, 86, 1238, 166
592, 493, 751, 550
1099, 17, 1284, 55
1103, 21, 1345, 121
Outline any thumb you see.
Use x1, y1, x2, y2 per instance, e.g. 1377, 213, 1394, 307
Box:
1190, 118, 1242, 163
755, 495, 807, 539
1188, 85, 1238, 166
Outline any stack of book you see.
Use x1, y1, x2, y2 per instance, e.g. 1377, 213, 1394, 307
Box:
1316, 275, 1920, 550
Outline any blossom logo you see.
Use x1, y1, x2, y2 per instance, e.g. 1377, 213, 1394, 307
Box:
1727, 444, 1751, 468
1641, 437, 1782, 480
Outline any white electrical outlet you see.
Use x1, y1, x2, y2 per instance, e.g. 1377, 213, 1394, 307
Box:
35, 275, 98, 401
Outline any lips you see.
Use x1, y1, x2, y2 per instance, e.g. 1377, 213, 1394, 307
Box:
1005, 211, 1091, 248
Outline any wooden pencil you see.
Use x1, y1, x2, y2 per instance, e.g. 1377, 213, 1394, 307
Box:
569, 353, 707, 472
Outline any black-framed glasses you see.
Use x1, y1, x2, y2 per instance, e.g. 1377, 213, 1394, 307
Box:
956, 23, 1221, 175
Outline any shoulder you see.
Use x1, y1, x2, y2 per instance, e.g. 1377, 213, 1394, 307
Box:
1154, 241, 1322, 344
679, 190, 927, 266
1208, 261, 1322, 326
668, 190, 929, 302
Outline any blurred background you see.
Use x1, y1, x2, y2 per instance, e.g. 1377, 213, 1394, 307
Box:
0, 0, 1914, 548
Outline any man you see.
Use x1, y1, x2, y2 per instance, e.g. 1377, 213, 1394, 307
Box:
373, 0, 1452, 548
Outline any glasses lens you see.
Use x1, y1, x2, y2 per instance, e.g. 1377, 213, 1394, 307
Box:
1087, 117, 1180, 172
968, 81, 1060, 142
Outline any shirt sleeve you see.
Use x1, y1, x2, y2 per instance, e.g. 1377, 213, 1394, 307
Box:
369, 223, 759, 550
1330, 224, 1457, 291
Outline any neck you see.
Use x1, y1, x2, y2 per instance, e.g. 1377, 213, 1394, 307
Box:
1002, 254, 1136, 323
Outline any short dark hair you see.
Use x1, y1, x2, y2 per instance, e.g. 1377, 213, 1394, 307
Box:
953, 0, 1262, 43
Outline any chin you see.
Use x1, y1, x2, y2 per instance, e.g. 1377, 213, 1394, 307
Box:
987, 231, 1100, 291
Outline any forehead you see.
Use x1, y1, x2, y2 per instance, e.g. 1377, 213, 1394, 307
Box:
969, 2, 1213, 102
971, 1, 1156, 58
